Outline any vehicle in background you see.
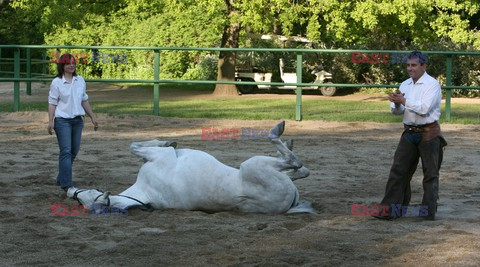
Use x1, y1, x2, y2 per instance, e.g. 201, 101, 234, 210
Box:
235, 58, 337, 96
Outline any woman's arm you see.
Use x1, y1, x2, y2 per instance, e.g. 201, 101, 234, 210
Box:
81, 100, 99, 131
47, 104, 56, 135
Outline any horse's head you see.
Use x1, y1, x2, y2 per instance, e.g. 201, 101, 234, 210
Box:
69, 188, 109, 209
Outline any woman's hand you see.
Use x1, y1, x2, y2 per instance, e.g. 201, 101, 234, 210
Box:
81, 101, 98, 131
91, 118, 99, 131
47, 121, 54, 135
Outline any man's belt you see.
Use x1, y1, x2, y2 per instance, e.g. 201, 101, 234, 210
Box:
404, 121, 438, 132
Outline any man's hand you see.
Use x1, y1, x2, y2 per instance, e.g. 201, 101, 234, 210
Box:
388, 90, 406, 107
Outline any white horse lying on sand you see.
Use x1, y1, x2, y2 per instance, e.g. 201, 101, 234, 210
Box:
69, 121, 314, 214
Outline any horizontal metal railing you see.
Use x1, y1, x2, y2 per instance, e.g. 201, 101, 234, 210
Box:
1, 45, 479, 121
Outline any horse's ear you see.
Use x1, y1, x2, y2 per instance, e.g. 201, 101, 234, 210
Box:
285, 139, 293, 151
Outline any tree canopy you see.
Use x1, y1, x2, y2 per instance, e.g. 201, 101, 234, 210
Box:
1, 0, 479, 96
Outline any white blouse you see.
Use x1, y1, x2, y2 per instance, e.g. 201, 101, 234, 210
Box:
48, 75, 89, 118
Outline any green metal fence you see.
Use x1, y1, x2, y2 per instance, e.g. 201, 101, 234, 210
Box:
1, 45, 480, 121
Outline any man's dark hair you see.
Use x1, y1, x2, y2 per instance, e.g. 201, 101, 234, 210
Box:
407, 51, 428, 64
56, 53, 77, 78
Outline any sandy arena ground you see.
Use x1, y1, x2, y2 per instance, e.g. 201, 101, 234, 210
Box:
1, 82, 480, 266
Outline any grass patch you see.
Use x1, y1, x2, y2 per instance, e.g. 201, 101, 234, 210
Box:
2, 98, 479, 124
114, 83, 215, 92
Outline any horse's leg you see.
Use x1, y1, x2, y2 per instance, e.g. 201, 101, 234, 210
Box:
238, 156, 299, 212
268, 121, 303, 168
240, 153, 309, 183
131, 140, 177, 149
130, 140, 177, 162
284, 139, 293, 151
240, 156, 290, 183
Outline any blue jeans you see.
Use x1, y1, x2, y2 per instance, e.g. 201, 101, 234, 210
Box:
54, 116, 84, 189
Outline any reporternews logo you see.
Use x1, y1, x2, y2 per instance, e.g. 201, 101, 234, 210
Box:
351, 204, 429, 217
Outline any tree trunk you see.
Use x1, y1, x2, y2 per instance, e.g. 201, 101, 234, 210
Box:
213, 1, 240, 96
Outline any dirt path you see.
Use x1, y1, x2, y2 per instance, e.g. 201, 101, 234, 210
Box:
1, 112, 479, 265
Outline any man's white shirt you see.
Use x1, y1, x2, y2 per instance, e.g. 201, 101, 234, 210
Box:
390, 72, 442, 126
48, 75, 88, 118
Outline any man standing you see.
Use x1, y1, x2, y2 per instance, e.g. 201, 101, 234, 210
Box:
375, 51, 447, 221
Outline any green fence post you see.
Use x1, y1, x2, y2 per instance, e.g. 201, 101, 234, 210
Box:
153, 50, 160, 115
295, 52, 303, 121
445, 55, 452, 122
42, 48, 47, 77
0, 48, 2, 74
26, 48, 31, 95
14, 48, 20, 112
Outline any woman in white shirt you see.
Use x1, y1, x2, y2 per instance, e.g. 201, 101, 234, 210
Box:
47, 53, 98, 193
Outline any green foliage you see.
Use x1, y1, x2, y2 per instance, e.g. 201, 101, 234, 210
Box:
182, 55, 218, 80
4, 0, 480, 97
10, 0, 225, 79
0, 1, 43, 44
302, 0, 480, 49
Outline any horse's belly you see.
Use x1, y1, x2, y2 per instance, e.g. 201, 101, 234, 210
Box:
137, 150, 241, 210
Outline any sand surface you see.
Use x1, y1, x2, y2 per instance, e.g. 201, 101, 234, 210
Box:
1, 82, 480, 266
1, 111, 479, 266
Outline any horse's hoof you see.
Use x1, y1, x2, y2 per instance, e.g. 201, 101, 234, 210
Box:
269, 121, 285, 140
